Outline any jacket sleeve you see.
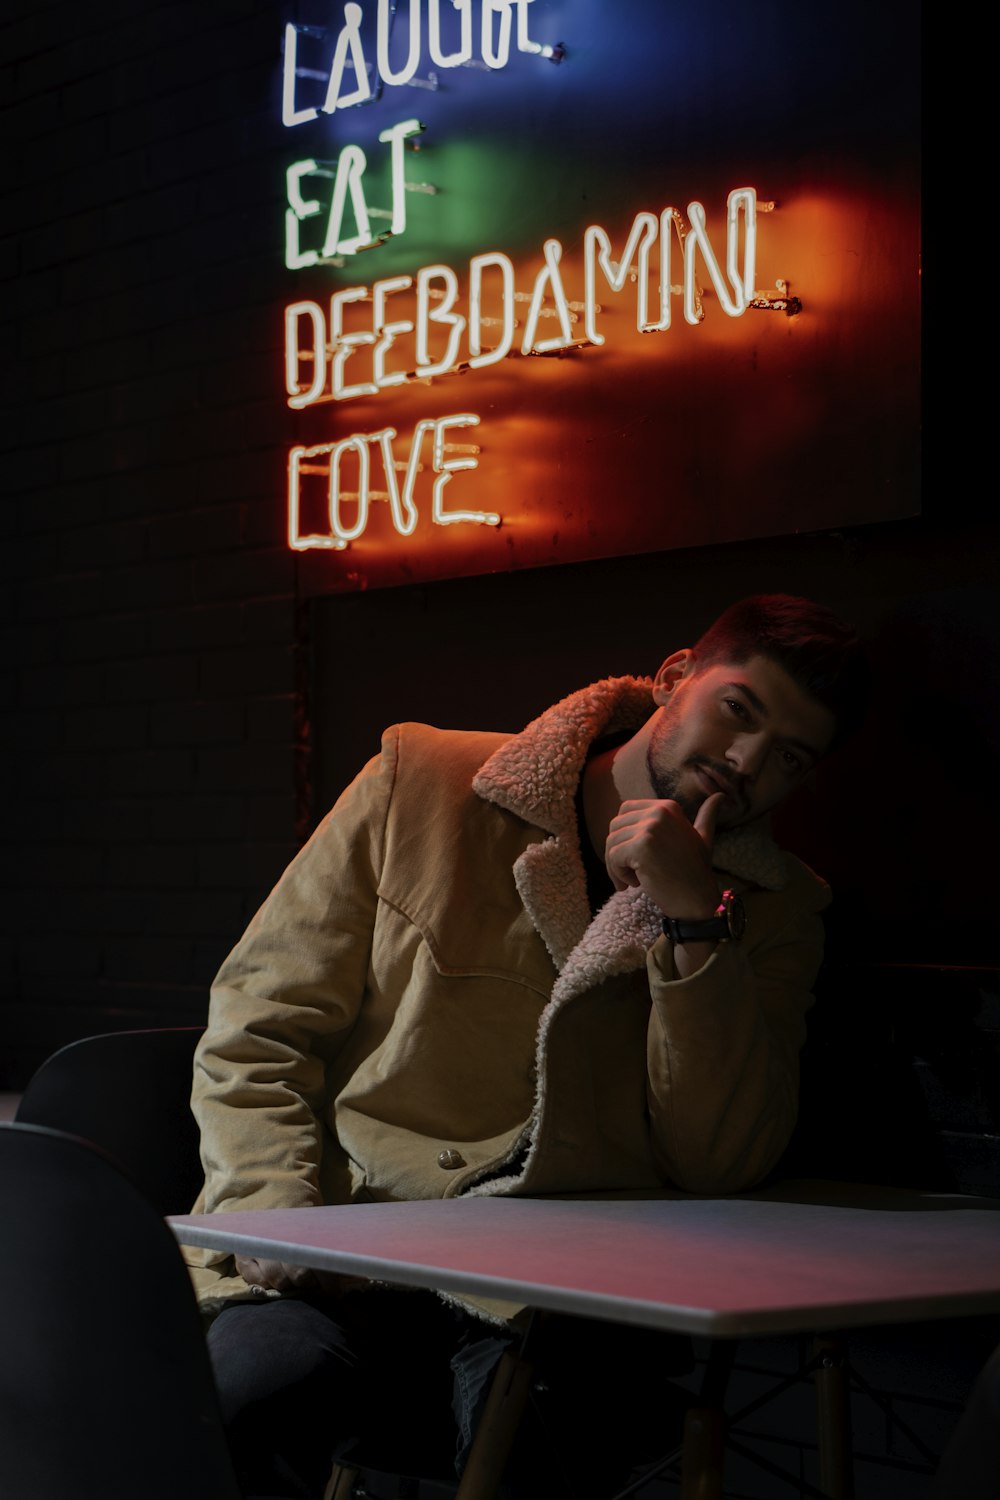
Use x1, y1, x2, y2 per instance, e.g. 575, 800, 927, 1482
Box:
643, 872, 828, 1194
191, 729, 399, 1218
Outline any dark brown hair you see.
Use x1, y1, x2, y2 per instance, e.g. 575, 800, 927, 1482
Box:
692, 594, 869, 751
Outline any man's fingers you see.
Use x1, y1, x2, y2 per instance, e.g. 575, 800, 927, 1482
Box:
236, 1255, 317, 1291
693, 791, 724, 849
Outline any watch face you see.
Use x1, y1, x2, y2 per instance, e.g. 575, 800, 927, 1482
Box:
725, 892, 747, 941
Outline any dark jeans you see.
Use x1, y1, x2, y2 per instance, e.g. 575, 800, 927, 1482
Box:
207, 1286, 692, 1500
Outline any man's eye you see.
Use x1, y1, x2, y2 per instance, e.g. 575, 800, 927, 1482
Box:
724, 698, 748, 719
779, 749, 803, 773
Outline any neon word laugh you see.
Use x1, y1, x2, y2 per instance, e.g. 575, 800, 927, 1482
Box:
283, 0, 557, 126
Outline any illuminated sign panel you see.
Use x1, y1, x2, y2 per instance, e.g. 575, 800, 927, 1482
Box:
278, 0, 920, 590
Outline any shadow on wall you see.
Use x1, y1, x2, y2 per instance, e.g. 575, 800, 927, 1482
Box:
772, 583, 1000, 969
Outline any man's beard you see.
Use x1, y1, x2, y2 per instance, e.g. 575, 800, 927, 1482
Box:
646, 711, 700, 821
646, 711, 748, 826
646, 755, 699, 821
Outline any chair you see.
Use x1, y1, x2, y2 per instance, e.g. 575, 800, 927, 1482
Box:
0, 1121, 241, 1500
14, 1025, 205, 1215
11, 1031, 685, 1498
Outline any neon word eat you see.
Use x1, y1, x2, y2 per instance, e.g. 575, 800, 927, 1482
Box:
288, 412, 497, 550
283, 1, 553, 126
286, 119, 423, 265
284, 188, 762, 407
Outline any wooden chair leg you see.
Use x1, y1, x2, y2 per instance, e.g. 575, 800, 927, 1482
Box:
679, 1339, 735, 1500
680, 1407, 724, 1500
454, 1341, 538, 1500
325, 1462, 360, 1499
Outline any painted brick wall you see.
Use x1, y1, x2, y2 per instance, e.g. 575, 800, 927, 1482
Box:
1, 0, 303, 1085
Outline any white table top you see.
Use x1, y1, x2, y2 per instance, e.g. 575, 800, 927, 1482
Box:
170, 1179, 1000, 1337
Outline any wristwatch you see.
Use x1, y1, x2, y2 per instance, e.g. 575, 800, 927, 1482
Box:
661, 889, 747, 945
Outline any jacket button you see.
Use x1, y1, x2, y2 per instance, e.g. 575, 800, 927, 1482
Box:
437, 1148, 466, 1169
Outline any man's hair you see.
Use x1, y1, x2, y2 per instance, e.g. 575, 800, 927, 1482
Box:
691, 594, 869, 751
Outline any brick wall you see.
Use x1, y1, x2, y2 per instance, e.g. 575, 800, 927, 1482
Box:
1, 0, 302, 1085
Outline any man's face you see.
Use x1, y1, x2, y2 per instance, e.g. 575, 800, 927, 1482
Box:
646, 653, 836, 829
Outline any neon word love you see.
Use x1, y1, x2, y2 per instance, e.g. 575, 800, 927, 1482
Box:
288, 412, 497, 549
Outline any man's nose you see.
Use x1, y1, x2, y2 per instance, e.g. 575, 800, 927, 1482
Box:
726, 735, 769, 782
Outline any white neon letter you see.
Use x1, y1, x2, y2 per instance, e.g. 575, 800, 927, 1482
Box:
372, 423, 427, 536
282, 25, 320, 127
431, 415, 498, 525
515, 0, 553, 57
481, 0, 514, 68
377, 118, 424, 237
288, 445, 343, 550
683, 189, 757, 324
583, 213, 660, 344
322, 144, 373, 257
468, 251, 515, 368
415, 265, 467, 378
285, 160, 322, 270
377, 0, 422, 86
727, 187, 758, 309
330, 287, 377, 400
372, 276, 415, 389
521, 239, 574, 354
329, 434, 375, 545
429, 0, 473, 65
285, 302, 327, 408
322, 3, 372, 113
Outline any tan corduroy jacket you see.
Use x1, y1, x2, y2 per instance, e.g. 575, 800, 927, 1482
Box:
186, 677, 830, 1321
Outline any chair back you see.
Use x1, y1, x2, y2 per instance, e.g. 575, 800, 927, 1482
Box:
15, 1026, 205, 1215
0, 1121, 240, 1500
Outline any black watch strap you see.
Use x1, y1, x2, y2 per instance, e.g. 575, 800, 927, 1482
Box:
661, 890, 746, 945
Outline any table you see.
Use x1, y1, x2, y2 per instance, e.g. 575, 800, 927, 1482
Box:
170, 1180, 1000, 1498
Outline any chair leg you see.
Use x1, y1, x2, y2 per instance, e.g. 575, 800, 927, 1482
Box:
454, 1339, 538, 1499
678, 1339, 736, 1500
680, 1406, 724, 1500
325, 1462, 361, 1498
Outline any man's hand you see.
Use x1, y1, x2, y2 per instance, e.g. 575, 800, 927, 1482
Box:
605, 791, 724, 921
235, 1254, 369, 1297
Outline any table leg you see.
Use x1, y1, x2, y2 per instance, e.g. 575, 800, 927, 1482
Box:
813, 1334, 854, 1500
680, 1406, 724, 1500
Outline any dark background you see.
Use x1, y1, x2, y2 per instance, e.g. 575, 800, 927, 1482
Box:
10, 10, 1000, 1493
0, 1, 954, 1090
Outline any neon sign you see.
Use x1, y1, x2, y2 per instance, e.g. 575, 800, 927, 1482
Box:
286, 191, 762, 407
285, 189, 781, 550
285, 119, 425, 265
289, 413, 495, 550
279, 5, 799, 556
283, 1, 558, 126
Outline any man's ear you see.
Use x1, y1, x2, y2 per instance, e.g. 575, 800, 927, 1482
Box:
652, 649, 695, 706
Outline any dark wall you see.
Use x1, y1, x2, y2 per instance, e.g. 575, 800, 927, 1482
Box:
1, 1, 299, 1085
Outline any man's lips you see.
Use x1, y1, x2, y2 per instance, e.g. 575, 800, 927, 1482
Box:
693, 763, 744, 808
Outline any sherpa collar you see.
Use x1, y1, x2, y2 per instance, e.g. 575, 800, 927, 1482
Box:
472, 675, 789, 976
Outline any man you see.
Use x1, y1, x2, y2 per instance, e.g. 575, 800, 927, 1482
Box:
187, 592, 867, 1499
